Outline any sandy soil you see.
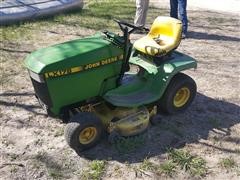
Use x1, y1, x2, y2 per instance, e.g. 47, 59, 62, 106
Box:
1, 1, 240, 180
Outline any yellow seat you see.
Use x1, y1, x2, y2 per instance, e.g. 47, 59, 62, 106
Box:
133, 16, 182, 56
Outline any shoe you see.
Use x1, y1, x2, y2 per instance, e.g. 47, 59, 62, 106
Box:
182, 33, 187, 39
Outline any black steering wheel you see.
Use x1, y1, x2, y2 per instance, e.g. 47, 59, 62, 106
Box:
113, 19, 149, 34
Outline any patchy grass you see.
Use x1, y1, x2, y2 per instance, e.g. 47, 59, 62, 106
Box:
140, 158, 156, 171
48, 168, 65, 179
35, 151, 67, 179
139, 158, 177, 177
71, 0, 136, 30
0, 24, 34, 41
158, 160, 176, 176
219, 157, 237, 169
168, 149, 207, 177
82, 160, 106, 180
0, 0, 167, 42
0, 0, 135, 41
10, 166, 18, 174
1, 1, 240, 180
139, 158, 176, 177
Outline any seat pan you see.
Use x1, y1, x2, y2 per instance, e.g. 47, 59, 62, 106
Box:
133, 16, 182, 56
133, 35, 175, 56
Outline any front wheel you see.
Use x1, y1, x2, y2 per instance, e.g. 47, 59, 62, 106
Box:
64, 112, 103, 153
158, 73, 197, 114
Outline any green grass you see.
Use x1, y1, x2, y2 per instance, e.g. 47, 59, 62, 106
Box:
139, 158, 176, 177
0, 0, 167, 41
0, 24, 33, 41
219, 157, 237, 169
82, 160, 106, 180
140, 158, 156, 171
158, 160, 176, 176
167, 149, 207, 177
138, 149, 207, 177
0, 0, 135, 41
74, 0, 136, 30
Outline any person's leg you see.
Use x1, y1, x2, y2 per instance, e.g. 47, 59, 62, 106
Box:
178, 0, 188, 35
141, 0, 149, 27
170, 0, 178, 19
134, 0, 146, 27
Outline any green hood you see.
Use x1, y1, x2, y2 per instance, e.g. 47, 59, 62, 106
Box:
25, 33, 123, 73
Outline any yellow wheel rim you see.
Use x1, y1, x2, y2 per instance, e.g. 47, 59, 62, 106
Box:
173, 87, 190, 107
79, 127, 97, 144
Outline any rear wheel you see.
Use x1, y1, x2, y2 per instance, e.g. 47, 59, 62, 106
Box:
64, 112, 103, 152
158, 73, 196, 114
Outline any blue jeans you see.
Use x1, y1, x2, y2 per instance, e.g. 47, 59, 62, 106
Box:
170, 0, 188, 34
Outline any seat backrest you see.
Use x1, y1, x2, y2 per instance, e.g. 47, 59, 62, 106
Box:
148, 16, 182, 44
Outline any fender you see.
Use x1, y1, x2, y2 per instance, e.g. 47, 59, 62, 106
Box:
153, 51, 197, 101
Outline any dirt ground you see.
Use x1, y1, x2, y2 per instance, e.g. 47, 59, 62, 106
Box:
151, 0, 240, 15
1, 1, 240, 180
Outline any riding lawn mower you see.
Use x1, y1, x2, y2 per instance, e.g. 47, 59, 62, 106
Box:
24, 16, 197, 153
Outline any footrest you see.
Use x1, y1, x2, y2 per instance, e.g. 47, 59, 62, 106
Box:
104, 91, 155, 107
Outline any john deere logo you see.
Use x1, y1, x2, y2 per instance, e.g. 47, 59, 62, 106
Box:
45, 55, 123, 79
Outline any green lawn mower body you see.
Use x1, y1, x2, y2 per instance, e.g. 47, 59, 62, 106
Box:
24, 18, 197, 152
25, 32, 196, 117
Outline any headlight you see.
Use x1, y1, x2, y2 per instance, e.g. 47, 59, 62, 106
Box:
28, 70, 45, 83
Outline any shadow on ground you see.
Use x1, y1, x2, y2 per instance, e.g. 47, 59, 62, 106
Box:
1, 91, 238, 163
187, 31, 240, 42
0, 92, 46, 116
80, 92, 240, 163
